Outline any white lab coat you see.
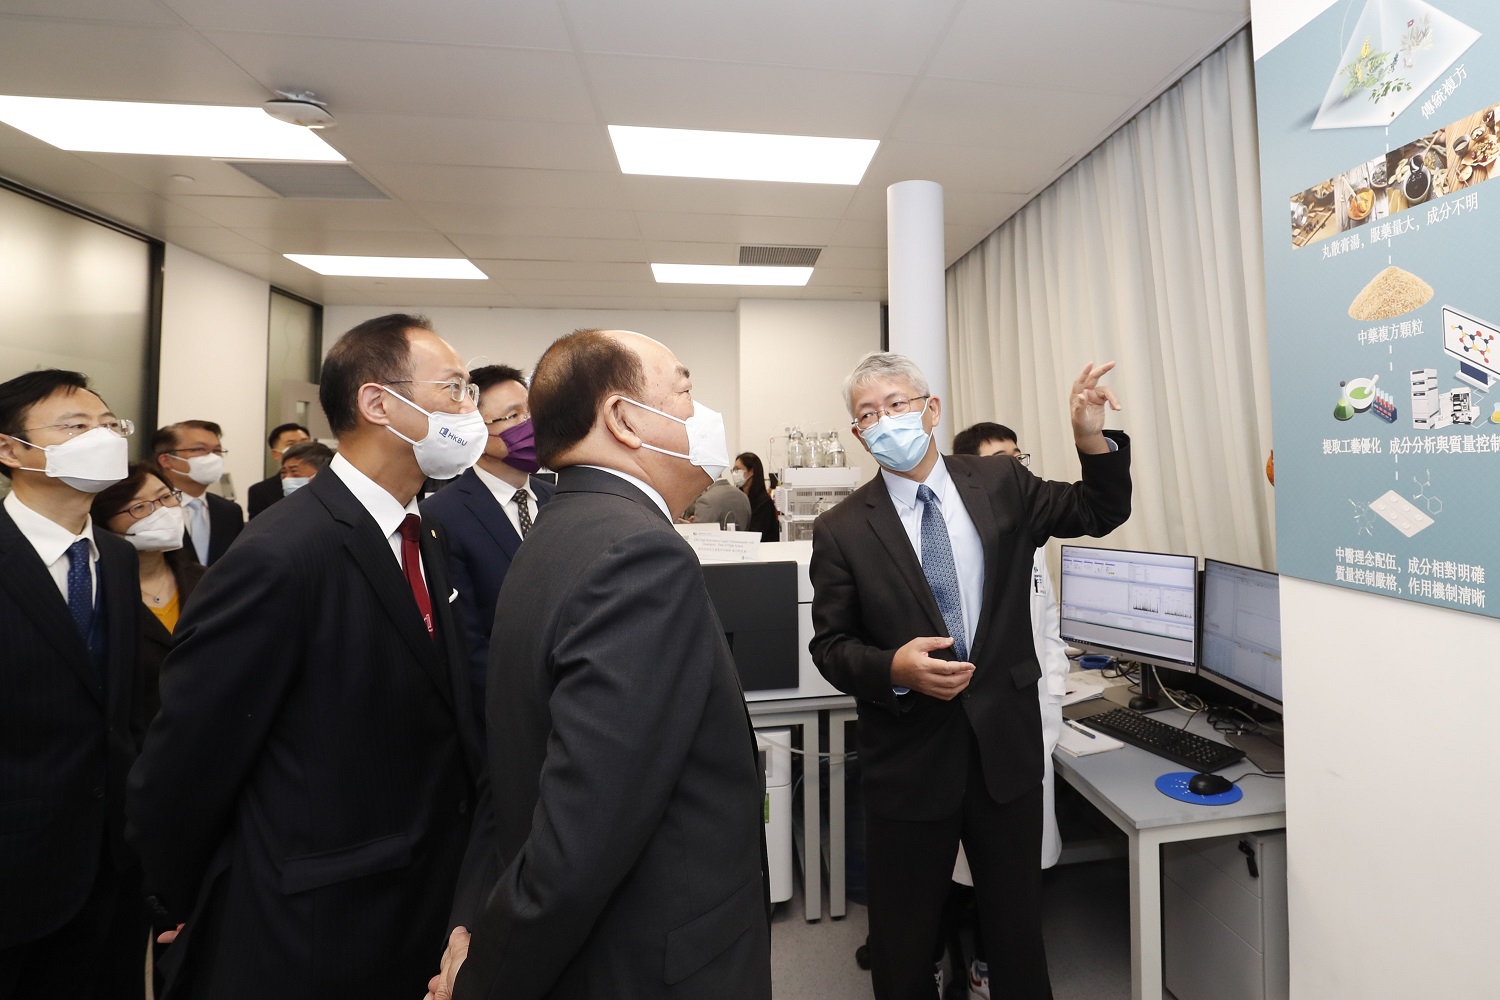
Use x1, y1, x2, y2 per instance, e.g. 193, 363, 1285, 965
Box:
953, 548, 1070, 884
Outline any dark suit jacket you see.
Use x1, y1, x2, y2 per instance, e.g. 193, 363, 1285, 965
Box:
245, 474, 282, 520
0, 506, 140, 948
180, 491, 244, 566
131, 558, 206, 746
127, 468, 491, 1000
454, 466, 771, 1000
746, 492, 778, 542
809, 436, 1131, 820
420, 467, 555, 733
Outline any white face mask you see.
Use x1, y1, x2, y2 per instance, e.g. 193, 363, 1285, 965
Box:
176, 452, 224, 486
619, 397, 731, 482
282, 476, 311, 496
729, 469, 747, 488
11, 425, 129, 494
381, 387, 488, 481
124, 504, 185, 552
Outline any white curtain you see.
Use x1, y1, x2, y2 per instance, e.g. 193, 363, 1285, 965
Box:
945, 29, 1275, 570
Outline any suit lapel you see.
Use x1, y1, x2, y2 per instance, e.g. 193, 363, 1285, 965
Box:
98, 537, 138, 729
0, 508, 104, 705
457, 471, 522, 560
947, 458, 1001, 658
863, 477, 948, 640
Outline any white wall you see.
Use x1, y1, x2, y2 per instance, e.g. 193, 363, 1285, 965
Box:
323, 306, 741, 453
1281, 578, 1495, 999
157, 244, 269, 508
735, 299, 883, 475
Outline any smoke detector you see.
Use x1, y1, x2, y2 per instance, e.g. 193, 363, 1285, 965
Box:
263, 90, 335, 129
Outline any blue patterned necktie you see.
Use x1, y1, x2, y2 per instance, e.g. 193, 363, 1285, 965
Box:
65, 538, 94, 639
916, 484, 968, 661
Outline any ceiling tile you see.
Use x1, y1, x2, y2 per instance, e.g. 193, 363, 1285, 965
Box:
0, 144, 144, 196
641, 242, 742, 266
928, 0, 1244, 96
445, 234, 647, 262
860, 141, 1038, 195
239, 229, 462, 256
494, 278, 661, 298
843, 185, 1029, 225
476, 260, 653, 283
359, 163, 624, 209
583, 53, 912, 137
506, 294, 673, 311
73, 153, 281, 197
411, 203, 642, 240
202, 31, 596, 121
160, 0, 571, 49
892, 78, 1135, 156
159, 225, 274, 255
3, 1, 182, 24
805, 267, 887, 288
815, 246, 887, 269
328, 115, 617, 171
622, 176, 856, 218
166, 194, 437, 230
66, 190, 220, 232
565, 0, 960, 76
832, 218, 890, 248
660, 297, 738, 311
633, 212, 839, 246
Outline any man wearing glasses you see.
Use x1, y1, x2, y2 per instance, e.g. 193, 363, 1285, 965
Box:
0, 369, 144, 998
151, 419, 243, 566
128, 315, 493, 1000
421, 363, 553, 738
808, 354, 1131, 1000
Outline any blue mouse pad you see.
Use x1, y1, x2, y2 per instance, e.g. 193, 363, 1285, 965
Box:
1155, 772, 1244, 806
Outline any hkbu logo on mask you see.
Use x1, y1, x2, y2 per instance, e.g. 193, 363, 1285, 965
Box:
438, 426, 470, 447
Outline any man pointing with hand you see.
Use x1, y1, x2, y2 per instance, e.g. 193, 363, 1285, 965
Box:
809, 353, 1131, 1000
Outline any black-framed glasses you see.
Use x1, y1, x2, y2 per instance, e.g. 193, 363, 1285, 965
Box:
384, 379, 481, 406
115, 489, 183, 521
852, 395, 929, 431
18, 418, 135, 439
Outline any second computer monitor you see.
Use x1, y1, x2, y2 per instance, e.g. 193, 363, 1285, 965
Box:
1199, 558, 1283, 711
1058, 545, 1198, 672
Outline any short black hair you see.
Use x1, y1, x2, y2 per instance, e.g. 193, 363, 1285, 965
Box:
470, 364, 527, 395
280, 440, 335, 471
319, 314, 431, 435
91, 462, 175, 527
736, 451, 770, 503
268, 422, 311, 449
153, 419, 224, 457
0, 368, 97, 480
530, 329, 645, 468
952, 422, 1017, 456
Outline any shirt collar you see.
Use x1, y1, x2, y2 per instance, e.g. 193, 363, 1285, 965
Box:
473, 463, 533, 504
881, 455, 954, 513
328, 453, 420, 539
3, 491, 98, 566
578, 465, 672, 520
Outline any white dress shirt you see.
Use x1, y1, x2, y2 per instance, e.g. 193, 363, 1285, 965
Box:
579, 465, 672, 521
328, 454, 426, 586
473, 464, 538, 539
880, 459, 986, 656
4, 491, 98, 602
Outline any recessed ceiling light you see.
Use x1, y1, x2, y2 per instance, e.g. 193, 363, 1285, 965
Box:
610, 125, 877, 185
284, 255, 487, 279
0, 96, 344, 160
651, 263, 813, 286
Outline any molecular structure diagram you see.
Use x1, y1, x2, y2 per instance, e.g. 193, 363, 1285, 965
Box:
1453, 324, 1496, 367
1410, 468, 1443, 516
1349, 498, 1375, 537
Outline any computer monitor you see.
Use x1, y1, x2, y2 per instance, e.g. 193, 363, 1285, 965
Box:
1199, 559, 1282, 711
1441, 304, 1500, 391
1058, 545, 1198, 673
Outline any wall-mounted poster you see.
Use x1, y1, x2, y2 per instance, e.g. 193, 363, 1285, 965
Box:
1255, 0, 1500, 618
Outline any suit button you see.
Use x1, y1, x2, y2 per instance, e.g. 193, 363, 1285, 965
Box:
92, 785, 105, 799
457, 799, 469, 816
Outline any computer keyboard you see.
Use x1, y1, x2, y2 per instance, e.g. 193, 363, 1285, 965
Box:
1079, 708, 1246, 773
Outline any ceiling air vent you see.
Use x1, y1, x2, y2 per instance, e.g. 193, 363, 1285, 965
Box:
738, 245, 822, 267
225, 161, 388, 200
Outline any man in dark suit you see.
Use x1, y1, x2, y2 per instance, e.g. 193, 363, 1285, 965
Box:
0, 369, 143, 999
128, 314, 494, 1000
421, 364, 554, 735
245, 422, 310, 519
152, 419, 243, 565
809, 353, 1131, 1000
429, 329, 771, 1000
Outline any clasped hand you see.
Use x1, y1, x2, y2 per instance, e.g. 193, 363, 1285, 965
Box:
424, 926, 471, 1000
891, 636, 974, 700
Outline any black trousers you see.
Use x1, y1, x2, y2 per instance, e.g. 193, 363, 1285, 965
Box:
865, 733, 1051, 1000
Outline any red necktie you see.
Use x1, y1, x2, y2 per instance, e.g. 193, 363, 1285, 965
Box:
398, 513, 434, 639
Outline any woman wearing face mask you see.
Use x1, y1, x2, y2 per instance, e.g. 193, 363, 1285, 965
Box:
731, 452, 780, 542
90, 463, 206, 733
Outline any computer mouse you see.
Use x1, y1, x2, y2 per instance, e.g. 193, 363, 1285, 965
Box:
1187, 772, 1234, 797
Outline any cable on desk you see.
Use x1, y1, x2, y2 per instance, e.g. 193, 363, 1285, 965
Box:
753, 734, 858, 763
1233, 771, 1285, 784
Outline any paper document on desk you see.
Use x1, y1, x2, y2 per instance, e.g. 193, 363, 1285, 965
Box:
1060, 675, 1105, 706
1056, 722, 1124, 757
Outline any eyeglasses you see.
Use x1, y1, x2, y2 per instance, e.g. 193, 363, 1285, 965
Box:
484, 410, 530, 428
18, 418, 135, 439
385, 380, 481, 406
170, 445, 227, 458
1012, 452, 1032, 468
114, 489, 183, 521
851, 395, 929, 431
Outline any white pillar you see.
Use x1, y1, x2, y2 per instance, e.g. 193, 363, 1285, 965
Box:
886, 180, 951, 451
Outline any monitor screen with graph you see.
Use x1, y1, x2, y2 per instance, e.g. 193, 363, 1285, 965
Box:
1199, 558, 1283, 711
1441, 304, 1500, 390
1058, 545, 1198, 672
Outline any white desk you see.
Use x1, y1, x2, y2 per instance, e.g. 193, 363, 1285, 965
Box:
1053, 707, 1286, 1000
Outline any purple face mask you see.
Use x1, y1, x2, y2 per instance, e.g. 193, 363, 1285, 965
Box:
497, 417, 540, 474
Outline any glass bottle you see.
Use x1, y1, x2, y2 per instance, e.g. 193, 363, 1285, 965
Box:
826, 431, 847, 468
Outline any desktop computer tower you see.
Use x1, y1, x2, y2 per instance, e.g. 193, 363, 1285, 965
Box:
1163, 830, 1288, 1000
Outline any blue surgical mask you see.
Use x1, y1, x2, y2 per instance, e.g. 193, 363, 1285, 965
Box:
860, 400, 933, 473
